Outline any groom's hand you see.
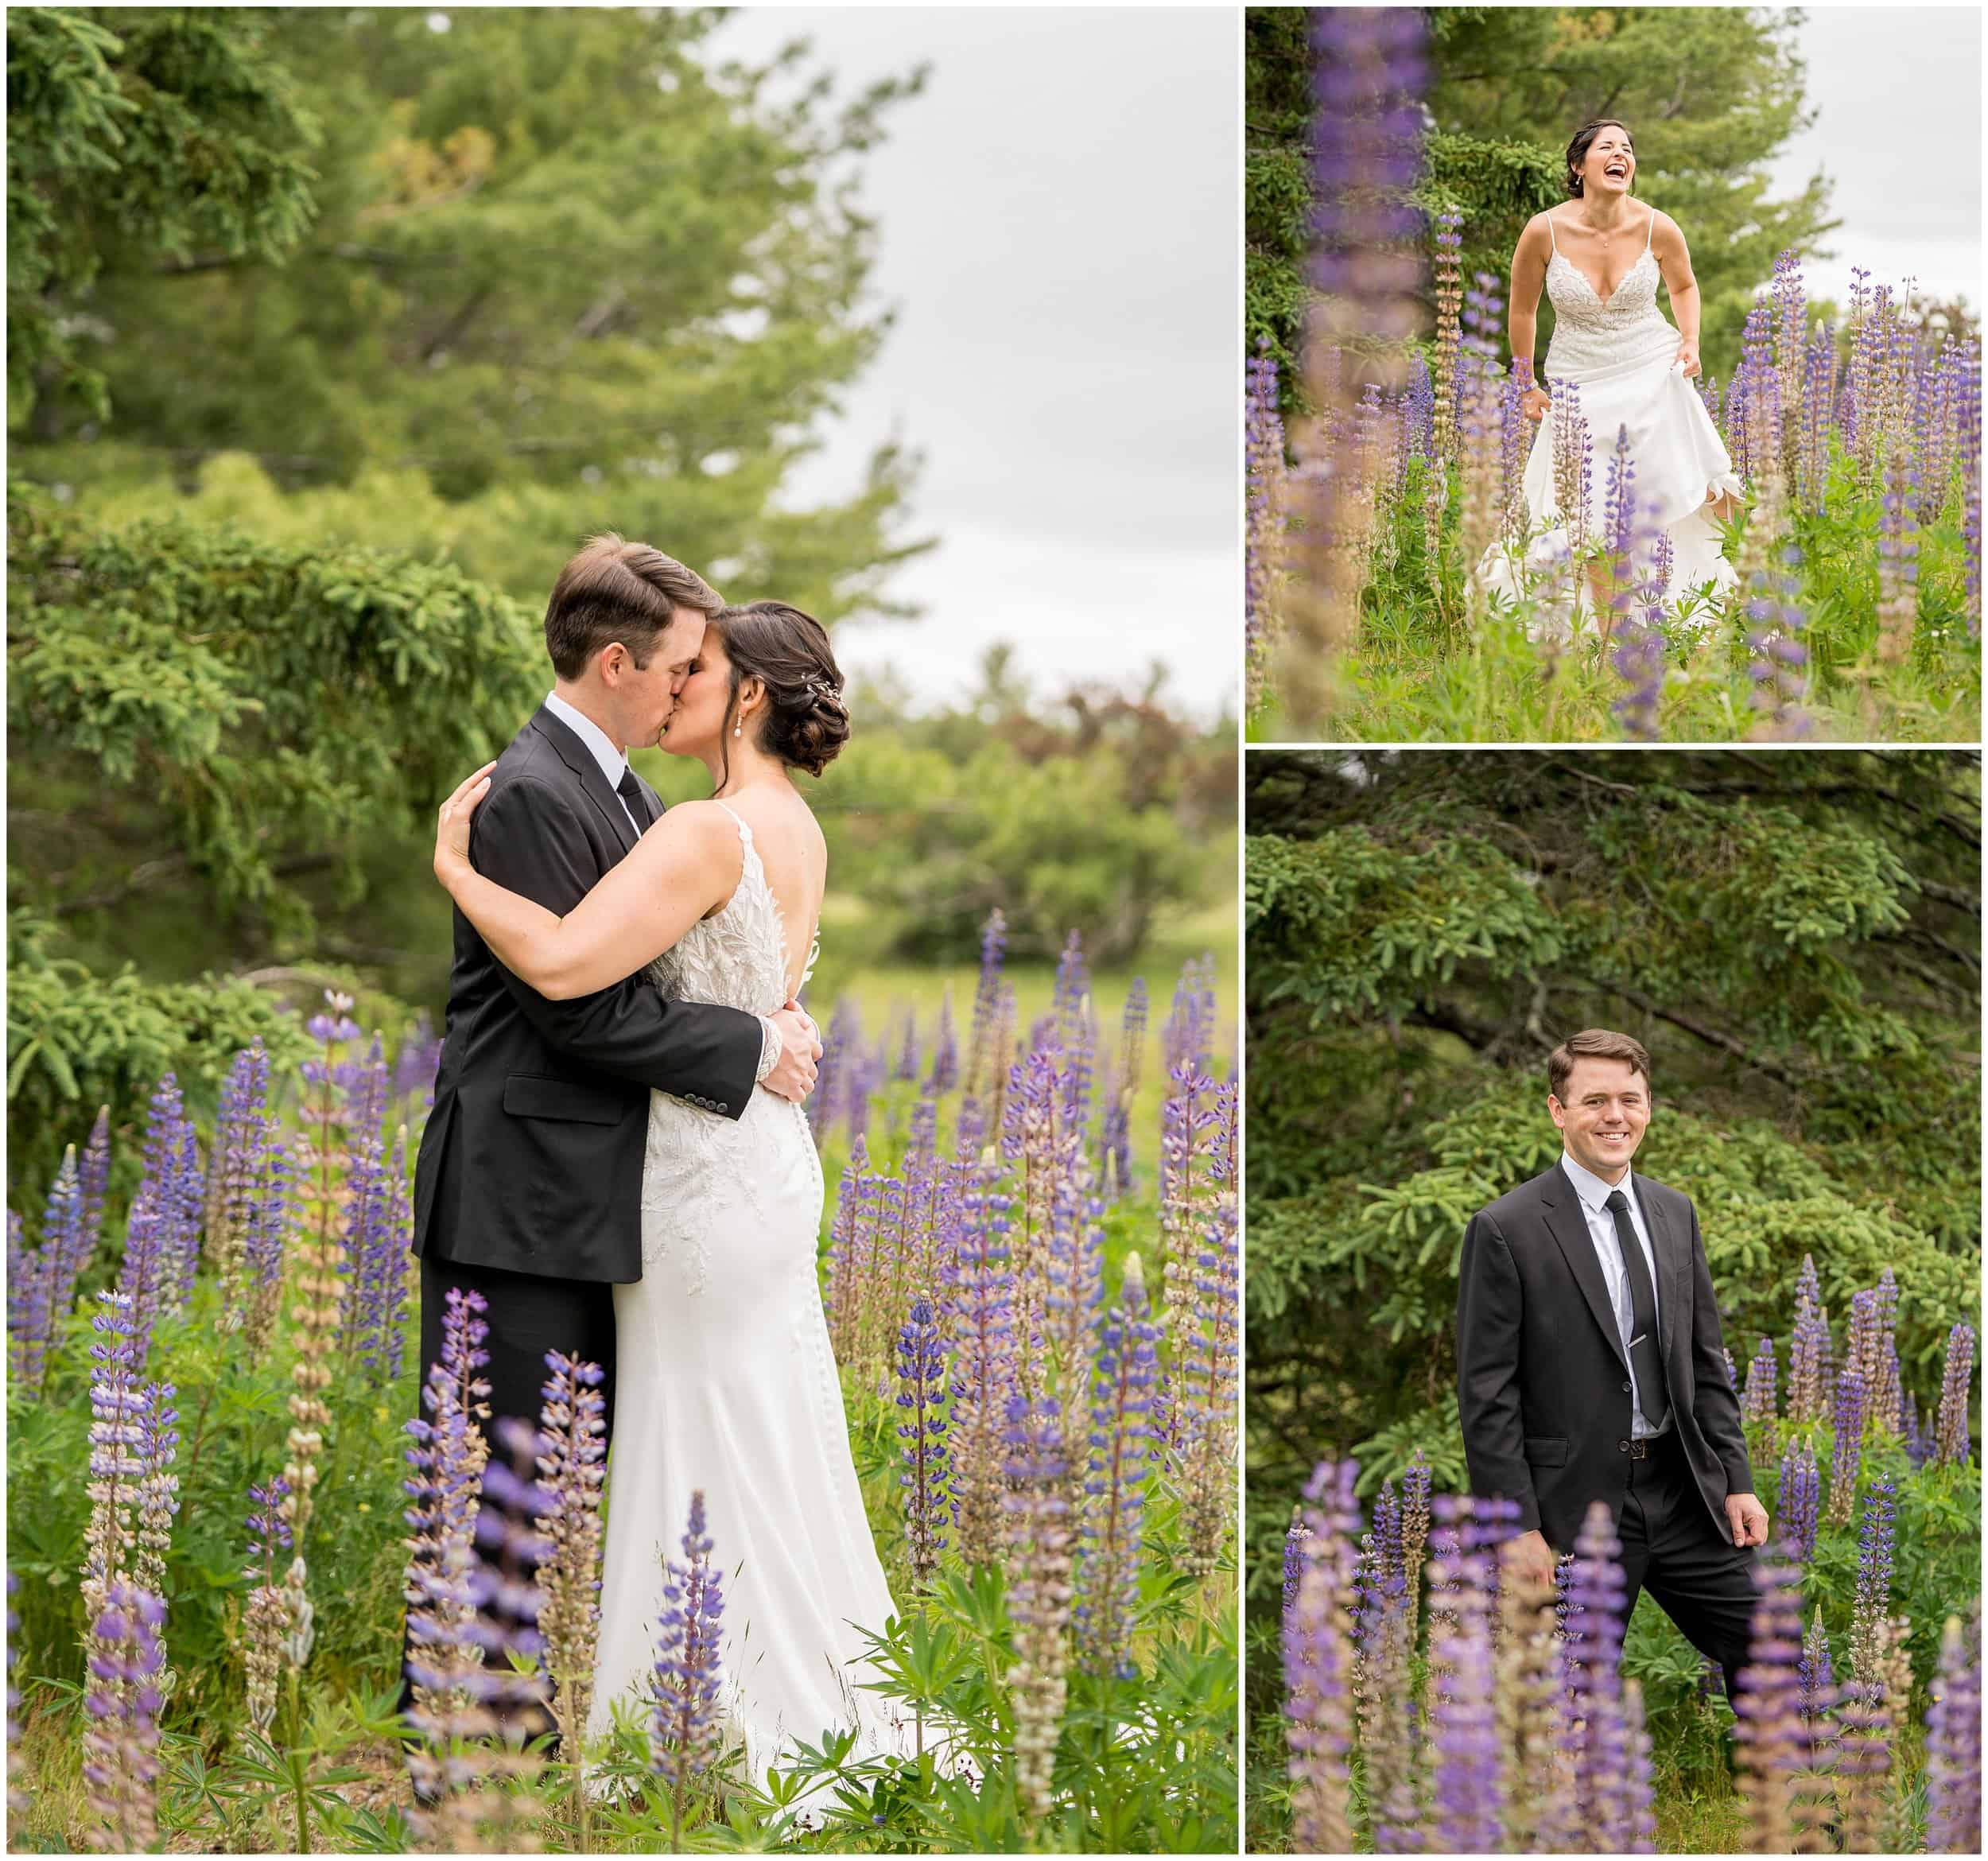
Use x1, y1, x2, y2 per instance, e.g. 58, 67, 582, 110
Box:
1726, 1491, 1770, 1548
762, 1005, 823, 1103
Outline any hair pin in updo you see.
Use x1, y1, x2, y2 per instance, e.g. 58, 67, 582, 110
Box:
806, 678, 848, 713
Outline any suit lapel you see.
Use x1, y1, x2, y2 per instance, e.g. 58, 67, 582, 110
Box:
1541, 1164, 1631, 1375
529, 705, 639, 859
1636, 1177, 1686, 1363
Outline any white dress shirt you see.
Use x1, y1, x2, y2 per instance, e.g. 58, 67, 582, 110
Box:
545, 690, 641, 837
1559, 1149, 1668, 1437
542, 691, 782, 1084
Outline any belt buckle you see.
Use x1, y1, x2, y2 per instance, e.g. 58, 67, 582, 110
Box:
1621, 1437, 1649, 1459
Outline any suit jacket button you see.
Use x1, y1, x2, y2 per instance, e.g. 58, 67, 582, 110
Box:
1623, 1381, 1633, 1393
719, 1102, 729, 1114
1618, 1438, 1632, 1453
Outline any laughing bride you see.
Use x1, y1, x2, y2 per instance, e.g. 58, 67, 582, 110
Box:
1474, 118, 1745, 636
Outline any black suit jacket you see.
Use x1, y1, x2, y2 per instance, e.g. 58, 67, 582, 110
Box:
1455, 1160, 1753, 1552
412, 705, 763, 1282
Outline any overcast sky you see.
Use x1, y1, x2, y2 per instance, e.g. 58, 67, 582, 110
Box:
1764, 5, 1980, 310
713, 7, 1239, 719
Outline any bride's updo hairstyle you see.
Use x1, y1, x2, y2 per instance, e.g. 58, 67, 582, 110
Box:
707, 600, 851, 782
1564, 119, 1633, 198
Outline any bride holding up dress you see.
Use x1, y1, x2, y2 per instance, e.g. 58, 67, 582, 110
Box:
1475, 118, 1744, 635
432, 598, 914, 1788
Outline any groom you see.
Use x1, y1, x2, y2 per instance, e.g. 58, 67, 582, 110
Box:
1455, 1028, 1770, 1683
399, 534, 821, 1742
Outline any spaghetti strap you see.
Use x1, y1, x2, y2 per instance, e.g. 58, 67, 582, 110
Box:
1644, 208, 1656, 254
710, 798, 751, 841
1545, 211, 1559, 255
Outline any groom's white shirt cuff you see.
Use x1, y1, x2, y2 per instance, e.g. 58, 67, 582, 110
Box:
544, 689, 641, 837
756, 1016, 782, 1082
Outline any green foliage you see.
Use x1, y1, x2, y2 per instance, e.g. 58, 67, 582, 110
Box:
12, 6, 930, 624
8, 480, 540, 947
6, 912, 318, 1197
6, 6, 319, 425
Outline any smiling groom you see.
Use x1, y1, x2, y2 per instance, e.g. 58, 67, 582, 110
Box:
1456, 1028, 1770, 1681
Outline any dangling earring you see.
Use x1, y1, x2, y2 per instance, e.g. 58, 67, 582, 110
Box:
734, 719, 743, 737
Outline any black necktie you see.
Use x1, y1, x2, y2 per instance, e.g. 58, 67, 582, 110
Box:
1605, 1188, 1669, 1431
615, 767, 654, 832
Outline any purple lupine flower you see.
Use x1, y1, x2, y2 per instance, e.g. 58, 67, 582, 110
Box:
168, 1117, 203, 1313
845, 1038, 881, 1153
41, 1140, 87, 1327
1797, 1606, 1835, 1728
1428, 1495, 1503, 1851
1849, 1478, 1897, 1694
1925, 1607, 1982, 1853
211, 1043, 273, 1331
7, 1199, 56, 1397
1871, 1268, 1905, 1433
1743, 1336, 1779, 1442
401, 1286, 494, 1758
1283, 1511, 1311, 1624
1906, 1397, 1934, 1471
133, 1075, 192, 1328
1834, 1662, 1895, 1851
392, 1012, 442, 1116
467, 1416, 553, 1729
1846, 1288, 1881, 1399
1778, 1437, 1822, 1569
1399, 1450, 1431, 1641
927, 992, 959, 1095
1003, 1393, 1075, 1823
1100, 978, 1149, 1202
945, 1189, 1018, 1568
1748, 538, 1812, 741
1732, 1552, 1819, 1852
965, 908, 1008, 1105
1052, 930, 1097, 1133
79, 1581, 166, 1851
823, 1136, 876, 1363
1936, 1322, 1974, 1465
81, 1290, 146, 1622
1246, 337, 1287, 659
1789, 1256, 1830, 1423
1564, 1500, 1645, 1851
533, 1350, 608, 1759
895, 1296, 950, 1591
1828, 1366, 1869, 1525
241, 1476, 293, 1735
650, 1490, 726, 1841
1284, 1457, 1362, 1854
79, 1104, 111, 1261
1176, 1206, 1240, 1574
894, 1008, 921, 1083
241, 1119, 296, 1361
1161, 954, 1217, 1080
130, 1380, 180, 1657
810, 996, 861, 1141
1293, 9, 1430, 682
1076, 1258, 1159, 1679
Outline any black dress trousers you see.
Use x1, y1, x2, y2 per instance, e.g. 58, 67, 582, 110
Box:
1613, 1431, 1756, 1684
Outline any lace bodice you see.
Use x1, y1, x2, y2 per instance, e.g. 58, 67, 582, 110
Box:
1542, 212, 1675, 379
644, 802, 818, 1015
639, 801, 822, 1273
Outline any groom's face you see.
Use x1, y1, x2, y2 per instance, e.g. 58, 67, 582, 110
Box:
1548, 1056, 1650, 1180
615, 608, 708, 750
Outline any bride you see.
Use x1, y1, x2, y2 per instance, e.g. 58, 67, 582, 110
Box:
1476, 118, 1744, 635
430, 599, 913, 1787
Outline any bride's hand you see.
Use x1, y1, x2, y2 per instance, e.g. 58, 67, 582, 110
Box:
1675, 340, 1702, 379
1520, 385, 1551, 425
435, 763, 497, 886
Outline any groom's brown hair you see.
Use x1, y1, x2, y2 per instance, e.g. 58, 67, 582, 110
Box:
543, 533, 724, 679
1547, 1028, 1652, 1101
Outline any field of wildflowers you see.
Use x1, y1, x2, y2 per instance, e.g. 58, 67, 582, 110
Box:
1246, 9, 1982, 743
6, 915, 1238, 1853
1252, 1265, 1981, 1854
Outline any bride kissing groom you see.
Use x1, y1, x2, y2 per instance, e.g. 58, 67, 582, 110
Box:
401, 532, 918, 1791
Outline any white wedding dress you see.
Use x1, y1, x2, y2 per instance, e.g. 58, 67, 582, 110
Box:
1476, 205, 1744, 636
584, 801, 913, 1786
